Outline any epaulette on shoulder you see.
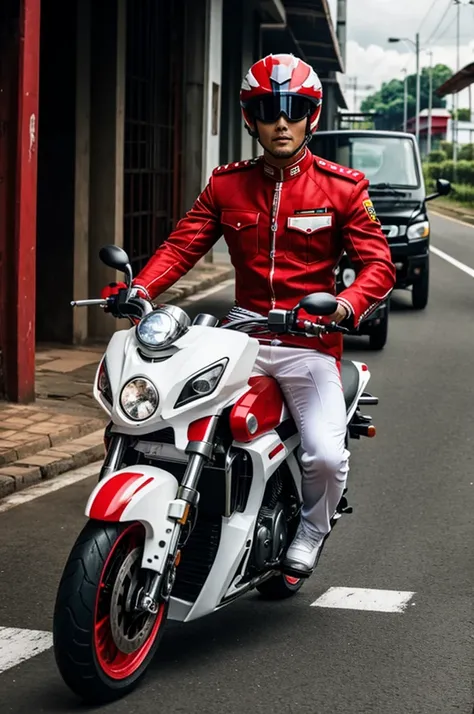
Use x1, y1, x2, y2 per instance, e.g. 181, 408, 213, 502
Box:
314, 156, 365, 183
213, 158, 259, 176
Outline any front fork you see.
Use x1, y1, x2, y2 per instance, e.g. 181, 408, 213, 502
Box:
101, 419, 218, 613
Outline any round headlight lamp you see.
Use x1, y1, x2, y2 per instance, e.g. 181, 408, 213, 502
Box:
120, 378, 158, 421
136, 306, 190, 350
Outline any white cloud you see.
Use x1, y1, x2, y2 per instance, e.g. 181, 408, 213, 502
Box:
340, 0, 474, 113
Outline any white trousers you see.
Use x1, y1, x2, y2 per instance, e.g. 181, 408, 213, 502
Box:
253, 345, 350, 539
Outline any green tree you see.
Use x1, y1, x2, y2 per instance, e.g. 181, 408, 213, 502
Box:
459, 143, 474, 160
454, 108, 471, 121
360, 63, 453, 131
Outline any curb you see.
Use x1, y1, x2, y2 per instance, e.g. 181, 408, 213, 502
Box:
429, 203, 474, 226
0, 430, 105, 498
0, 416, 105, 467
159, 264, 234, 303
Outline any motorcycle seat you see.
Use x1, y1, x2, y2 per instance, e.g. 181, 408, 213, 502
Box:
340, 360, 360, 410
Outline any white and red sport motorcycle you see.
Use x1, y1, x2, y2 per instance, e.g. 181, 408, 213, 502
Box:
53, 245, 379, 703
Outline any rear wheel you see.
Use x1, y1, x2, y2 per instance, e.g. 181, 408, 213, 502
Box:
53, 521, 167, 703
256, 572, 304, 600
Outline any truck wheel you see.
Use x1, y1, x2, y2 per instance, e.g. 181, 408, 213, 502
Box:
412, 260, 429, 310
368, 305, 389, 350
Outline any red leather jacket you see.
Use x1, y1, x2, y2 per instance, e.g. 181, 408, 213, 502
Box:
134, 149, 396, 360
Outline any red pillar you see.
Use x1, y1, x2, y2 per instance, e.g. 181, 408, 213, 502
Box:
9, 0, 41, 402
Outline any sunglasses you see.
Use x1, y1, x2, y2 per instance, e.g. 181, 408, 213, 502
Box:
245, 95, 317, 124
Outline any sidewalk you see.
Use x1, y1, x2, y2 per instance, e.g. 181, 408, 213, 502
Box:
0, 259, 235, 499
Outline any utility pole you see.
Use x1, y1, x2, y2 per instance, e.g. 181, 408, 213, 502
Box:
415, 32, 420, 143
453, 0, 461, 168
345, 77, 374, 126
427, 51, 433, 156
402, 68, 408, 132
389, 34, 421, 142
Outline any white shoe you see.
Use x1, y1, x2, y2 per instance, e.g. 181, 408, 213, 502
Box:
282, 519, 325, 577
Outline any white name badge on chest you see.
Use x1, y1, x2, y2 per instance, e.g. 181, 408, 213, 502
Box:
287, 215, 333, 234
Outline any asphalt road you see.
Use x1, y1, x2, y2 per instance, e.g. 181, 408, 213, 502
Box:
0, 210, 473, 714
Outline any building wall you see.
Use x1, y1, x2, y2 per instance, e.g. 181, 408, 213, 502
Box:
219, 0, 260, 166
202, 0, 223, 185
182, 0, 207, 213
36, 0, 77, 343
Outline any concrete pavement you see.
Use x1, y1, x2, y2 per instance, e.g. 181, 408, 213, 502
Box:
0, 215, 473, 714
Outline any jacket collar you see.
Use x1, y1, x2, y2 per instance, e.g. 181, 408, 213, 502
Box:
262, 148, 312, 182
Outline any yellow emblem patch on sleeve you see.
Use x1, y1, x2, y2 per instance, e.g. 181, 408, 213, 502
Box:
363, 198, 378, 223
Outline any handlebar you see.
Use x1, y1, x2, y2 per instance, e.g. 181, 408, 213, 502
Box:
70, 295, 348, 338
222, 311, 349, 337
71, 298, 111, 308
71, 293, 153, 321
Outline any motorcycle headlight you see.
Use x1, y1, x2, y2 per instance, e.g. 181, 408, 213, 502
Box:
407, 220, 429, 241
136, 306, 190, 350
174, 360, 228, 408
342, 267, 356, 287
120, 378, 159, 421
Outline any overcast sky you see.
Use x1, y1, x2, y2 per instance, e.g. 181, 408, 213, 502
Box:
327, 0, 474, 112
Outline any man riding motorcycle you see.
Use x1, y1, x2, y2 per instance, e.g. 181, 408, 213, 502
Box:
102, 54, 396, 577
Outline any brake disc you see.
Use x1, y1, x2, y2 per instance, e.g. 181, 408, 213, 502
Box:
109, 547, 157, 653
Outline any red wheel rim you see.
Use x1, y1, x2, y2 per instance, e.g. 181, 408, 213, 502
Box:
284, 575, 301, 586
94, 523, 165, 680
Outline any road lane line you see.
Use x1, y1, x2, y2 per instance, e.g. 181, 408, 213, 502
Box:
430, 245, 474, 279
0, 627, 53, 673
430, 209, 474, 230
311, 587, 415, 613
0, 461, 101, 514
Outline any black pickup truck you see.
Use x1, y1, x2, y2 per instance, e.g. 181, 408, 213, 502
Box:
311, 129, 450, 349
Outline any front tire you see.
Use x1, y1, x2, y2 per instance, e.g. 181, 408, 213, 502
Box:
53, 521, 167, 703
368, 307, 389, 350
256, 572, 304, 600
412, 260, 429, 310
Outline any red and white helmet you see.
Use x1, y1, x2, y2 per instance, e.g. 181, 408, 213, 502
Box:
240, 54, 323, 138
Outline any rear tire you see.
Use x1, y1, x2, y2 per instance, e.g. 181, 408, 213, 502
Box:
53, 521, 167, 703
256, 572, 304, 600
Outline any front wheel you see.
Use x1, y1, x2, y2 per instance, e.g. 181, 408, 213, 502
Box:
53, 521, 167, 703
412, 260, 429, 310
368, 306, 389, 351
256, 572, 304, 600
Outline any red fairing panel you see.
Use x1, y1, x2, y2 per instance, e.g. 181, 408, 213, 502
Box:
230, 376, 284, 443
187, 416, 215, 442
89, 472, 154, 521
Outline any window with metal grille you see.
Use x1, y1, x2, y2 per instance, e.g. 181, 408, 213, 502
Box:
124, 0, 184, 274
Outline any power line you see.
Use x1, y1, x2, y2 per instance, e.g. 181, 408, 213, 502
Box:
424, 0, 454, 45
417, 0, 443, 34
432, 12, 457, 41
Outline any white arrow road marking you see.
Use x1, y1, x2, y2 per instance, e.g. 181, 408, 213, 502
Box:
0, 627, 53, 673
311, 587, 415, 613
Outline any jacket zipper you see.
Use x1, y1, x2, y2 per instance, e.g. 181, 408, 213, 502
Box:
269, 177, 283, 308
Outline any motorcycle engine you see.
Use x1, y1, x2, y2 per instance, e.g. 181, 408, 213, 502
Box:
252, 502, 288, 571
